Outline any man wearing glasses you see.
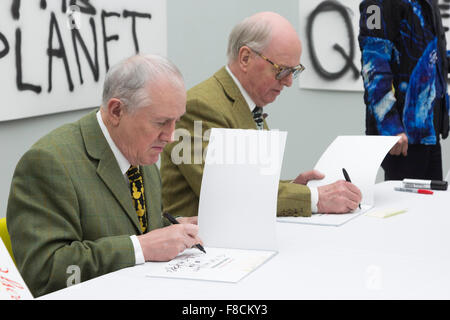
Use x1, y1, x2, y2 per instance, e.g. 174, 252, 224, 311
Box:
160, 12, 362, 218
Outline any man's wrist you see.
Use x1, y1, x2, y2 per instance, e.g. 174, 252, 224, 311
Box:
310, 186, 319, 213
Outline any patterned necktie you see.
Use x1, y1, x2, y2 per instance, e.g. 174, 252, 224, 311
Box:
126, 165, 148, 233
252, 106, 264, 130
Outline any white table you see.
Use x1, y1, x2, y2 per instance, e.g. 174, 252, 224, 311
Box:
41, 181, 450, 300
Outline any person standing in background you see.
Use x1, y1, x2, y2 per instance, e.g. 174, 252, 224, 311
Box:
359, 0, 450, 180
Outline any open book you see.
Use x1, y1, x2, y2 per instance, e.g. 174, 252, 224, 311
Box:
278, 135, 399, 227
146, 129, 286, 282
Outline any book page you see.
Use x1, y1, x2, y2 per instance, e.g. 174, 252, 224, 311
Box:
278, 204, 372, 227
278, 136, 398, 226
145, 247, 276, 283
199, 129, 287, 251
306, 135, 399, 206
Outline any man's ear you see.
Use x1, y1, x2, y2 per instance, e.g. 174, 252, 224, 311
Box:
238, 46, 253, 72
106, 98, 124, 127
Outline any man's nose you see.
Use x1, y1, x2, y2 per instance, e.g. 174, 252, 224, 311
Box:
280, 73, 293, 87
161, 120, 177, 143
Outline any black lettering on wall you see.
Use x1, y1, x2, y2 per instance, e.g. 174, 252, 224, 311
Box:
61, 0, 96, 16
15, 28, 42, 93
11, 0, 20, 20
101, 10, 121, 71
72, 17, 99, 84
47, 12, 74, 92
75, 0, 96, 15
0, 32, 9, 59
440, 0, 450, 32
306, 0, 360, 81
123, 10, 152, 54
61, 0, 67, 13
12, 0, 47, 18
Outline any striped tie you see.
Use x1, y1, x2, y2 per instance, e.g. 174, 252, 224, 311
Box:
126, 165, 148, 233
252, 106, 264, 130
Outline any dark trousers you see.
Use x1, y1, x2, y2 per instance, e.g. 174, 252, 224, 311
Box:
381, 143, 443, 181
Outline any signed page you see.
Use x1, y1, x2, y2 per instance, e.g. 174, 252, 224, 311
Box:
278, 135, 399, 226
145, 248, 276, 283
0, 239, 33, 300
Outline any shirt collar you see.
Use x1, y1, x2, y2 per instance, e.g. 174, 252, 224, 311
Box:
96, 110, 131, 176
225, 65, 257, 112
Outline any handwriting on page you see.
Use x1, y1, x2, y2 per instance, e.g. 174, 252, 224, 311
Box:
165, 253, 234, 273
0, 268, 26, 300
145, 248, 277, 283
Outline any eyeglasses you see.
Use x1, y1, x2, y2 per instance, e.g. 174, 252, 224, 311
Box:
253, 50, 305, 80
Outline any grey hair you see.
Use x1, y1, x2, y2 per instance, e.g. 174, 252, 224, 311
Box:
101, 54, 184, 112
226, 15, 273, 63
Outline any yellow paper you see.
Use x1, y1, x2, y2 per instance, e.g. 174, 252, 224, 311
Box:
366, 209, 407, 219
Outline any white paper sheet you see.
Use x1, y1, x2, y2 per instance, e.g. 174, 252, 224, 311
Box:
198, 128, 287, 251
145, 247, 276, 283
278, 205, 372, 227
0, 239, 33, 300
146, 129, 285, 283
278, 135, 399, 226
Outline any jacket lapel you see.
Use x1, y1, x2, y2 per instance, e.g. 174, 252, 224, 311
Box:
141, 165, 162, 231
79, 110, 143, 234
213, 67, 263, 130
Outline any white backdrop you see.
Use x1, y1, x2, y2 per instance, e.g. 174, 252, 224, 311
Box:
0, 0, 167, 121
299, 0, 363, 92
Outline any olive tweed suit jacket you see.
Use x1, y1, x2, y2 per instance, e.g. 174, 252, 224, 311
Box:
160, 67, 311, 218
6, 110, 164, 297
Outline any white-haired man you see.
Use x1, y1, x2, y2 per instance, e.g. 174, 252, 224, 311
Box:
7, 54, 202, 297
161, 12, 362, 218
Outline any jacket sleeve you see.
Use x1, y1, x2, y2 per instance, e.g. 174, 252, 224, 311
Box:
6, 148, 135, 297
358, 0, 404, 136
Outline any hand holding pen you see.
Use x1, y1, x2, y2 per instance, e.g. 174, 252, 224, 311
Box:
136, 214, 204, 262
164, 212, 206, 253
316, 177, 362, 213
342, 168, 361, 209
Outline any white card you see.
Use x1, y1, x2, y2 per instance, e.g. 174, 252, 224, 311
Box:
0, 239, 33, 300
198, 129, 287, 251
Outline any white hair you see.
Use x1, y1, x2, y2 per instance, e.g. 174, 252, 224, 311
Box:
101, 54, 184, 112
226, 15, 273, 63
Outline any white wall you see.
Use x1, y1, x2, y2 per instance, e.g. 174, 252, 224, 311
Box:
0, 0, 449, 217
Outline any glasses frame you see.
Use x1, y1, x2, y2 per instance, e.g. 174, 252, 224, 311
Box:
252, 50, 305, 80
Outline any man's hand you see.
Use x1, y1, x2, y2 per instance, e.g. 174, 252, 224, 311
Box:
317, 180, 362, 214
389, 133, 408, 156
137, 223, 202, 261
293, 170, 325, 185
176, 216, 198, 225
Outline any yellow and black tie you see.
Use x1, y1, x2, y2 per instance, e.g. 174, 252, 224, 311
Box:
252, 106, 264, 130
126, 165, 148, 233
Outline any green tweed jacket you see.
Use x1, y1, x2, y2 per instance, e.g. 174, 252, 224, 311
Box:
6, 110, 164, 297
161, 67, 311, 218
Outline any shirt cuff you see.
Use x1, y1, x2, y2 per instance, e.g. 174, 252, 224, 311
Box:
310, 186, 319, 213
130, 235, 145, 265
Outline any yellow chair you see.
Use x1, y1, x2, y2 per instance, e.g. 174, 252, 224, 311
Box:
0, 218, 15, 264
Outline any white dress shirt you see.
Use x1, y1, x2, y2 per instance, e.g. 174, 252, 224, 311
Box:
96, 111, 145, 265
225, 66, 319, 212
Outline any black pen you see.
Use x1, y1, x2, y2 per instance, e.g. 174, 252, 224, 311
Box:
342, 168, 361, 209
163, 212, 206, 253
